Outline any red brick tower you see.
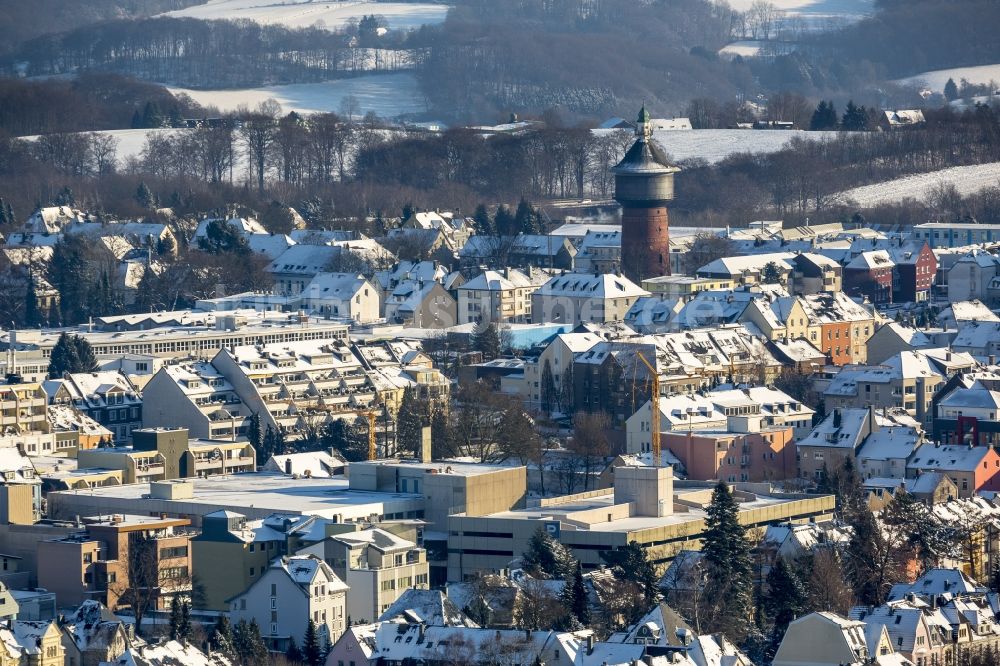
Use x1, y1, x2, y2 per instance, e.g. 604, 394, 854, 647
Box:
613, 106, 680, 283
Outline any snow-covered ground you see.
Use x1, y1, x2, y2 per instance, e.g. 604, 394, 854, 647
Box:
630, 129, 838, 165
718, 41, 764, 58
20, 129, 185, 165
720, 0, 872, 24
894, 64, 1000, 93
169, 73, 429, 119
161, 0, 449, 31
834, 162, 1000, 207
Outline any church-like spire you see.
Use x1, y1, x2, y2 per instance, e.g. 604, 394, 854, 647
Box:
636, 104, 651, 138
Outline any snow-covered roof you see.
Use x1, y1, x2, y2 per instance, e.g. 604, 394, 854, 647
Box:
459, 269, 536, 291
378, 589, 478, 627
534, 272, 648, 299
105, 639, 235, 666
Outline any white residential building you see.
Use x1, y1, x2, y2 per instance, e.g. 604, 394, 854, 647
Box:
456, 269, 540, 324
531, 272, 649, 324
230, 554, 348, 653
295, 272, 380, 323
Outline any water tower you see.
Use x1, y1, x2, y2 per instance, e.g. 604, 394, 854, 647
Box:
612, 106, 680, 282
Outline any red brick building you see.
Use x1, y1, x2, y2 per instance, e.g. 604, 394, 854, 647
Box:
891, 240, 937, 303
844, 250, 895, 304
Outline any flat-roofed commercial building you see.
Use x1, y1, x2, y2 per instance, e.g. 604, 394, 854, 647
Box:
46, 474, 424, 528
447, 466, 834, 581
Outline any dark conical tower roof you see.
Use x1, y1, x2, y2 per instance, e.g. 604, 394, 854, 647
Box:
612, 106, 680, 176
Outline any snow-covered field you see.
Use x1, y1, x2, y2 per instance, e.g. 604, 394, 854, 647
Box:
894, 64, 1000, 93
169, 73, 428, 119
834, 162, 1000, 207
721, 0, 872, 23
640, 129, 838, 165
20, 129, 185, 164
161, 0, 449, 31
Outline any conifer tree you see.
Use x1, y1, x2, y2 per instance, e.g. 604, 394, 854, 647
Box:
247, 412, 263, 456
702, 482, 754, 642
473, 203, 494, 235
562, 560, 590, 624
763, 558, 807, 643
541, 360, 557, 413
514, 198, 541, 234
23, 276, 40, 328
168, 596, 182, 640
473, 322, 501, 361
303, 620, 323, 666
396, 386, 425, 456
600, 541, 659, 613
944, 77, 959, 102
212, 615, 235, 657
135, 181, 156, 209
286, 636, 304, 664
178, 600, 191, 642
493, 205, 516, 236
522, 526, 577, 579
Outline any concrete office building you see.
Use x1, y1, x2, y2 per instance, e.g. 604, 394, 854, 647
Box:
447, 466, 834, 580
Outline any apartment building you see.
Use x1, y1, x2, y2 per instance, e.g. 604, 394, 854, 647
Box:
824, 351, 957, 426
75, 448, 166, 485
295, 272, 380, 323
140, 361, 248, 440
799, 291, 877, 365
191, 510, 288, 611
456, 269, 539, 324
43, 371, 142, 444
132, 428, 255, 479
3, 312, 349, 361
37, 515, 192, 611
531, 272, 649, 324
0, 382, 49, 436
229, 555, 348, 652
301, 526, 429, 623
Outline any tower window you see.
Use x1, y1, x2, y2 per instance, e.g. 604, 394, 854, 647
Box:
659, 254, 664, 264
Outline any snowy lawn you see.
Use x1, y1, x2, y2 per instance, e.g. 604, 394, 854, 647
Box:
894, 64, 1000, 93
833, 162, 1000, 207
168, 73, 429, 119
161, 0, 449, 31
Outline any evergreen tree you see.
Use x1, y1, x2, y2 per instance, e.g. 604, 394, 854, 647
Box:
809, 100, 838, 130
600, 541, 659, 613
473, 203, 493, 235
48, 333, 97, 377
493, 205, 516, 236
178, 600, 192, 642
396, 386, 425, 456
522, 526, 577, 579
49, 235, 90, 324
760, 261, 783, 285
763, 558, 807, 644
473, 322, 501, 361
944, 77, 959, 102
431, 406, 449, 459
169, 596, 182, 640
141, 101, 164, 129
232, 619, 268, 666
702, 482, 754, 642
321, 418, 369, 462
212, 615, 235, 657
54, 186, 75, 206
135, 181, 156, 209
303, 620, 323, 666
23, 275, 40, 327
514, 198, 541, 234
247, 412, 264, 455
540, 360, 557, 413
286, 636, 304, 664
197, 218, 250, 255
561, 560, 590, 624
560, 364, 575, 414
841, 101, 870, 131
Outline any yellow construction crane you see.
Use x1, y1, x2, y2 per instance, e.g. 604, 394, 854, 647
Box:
366, 410, 377, 461
635, 351, 660, 466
